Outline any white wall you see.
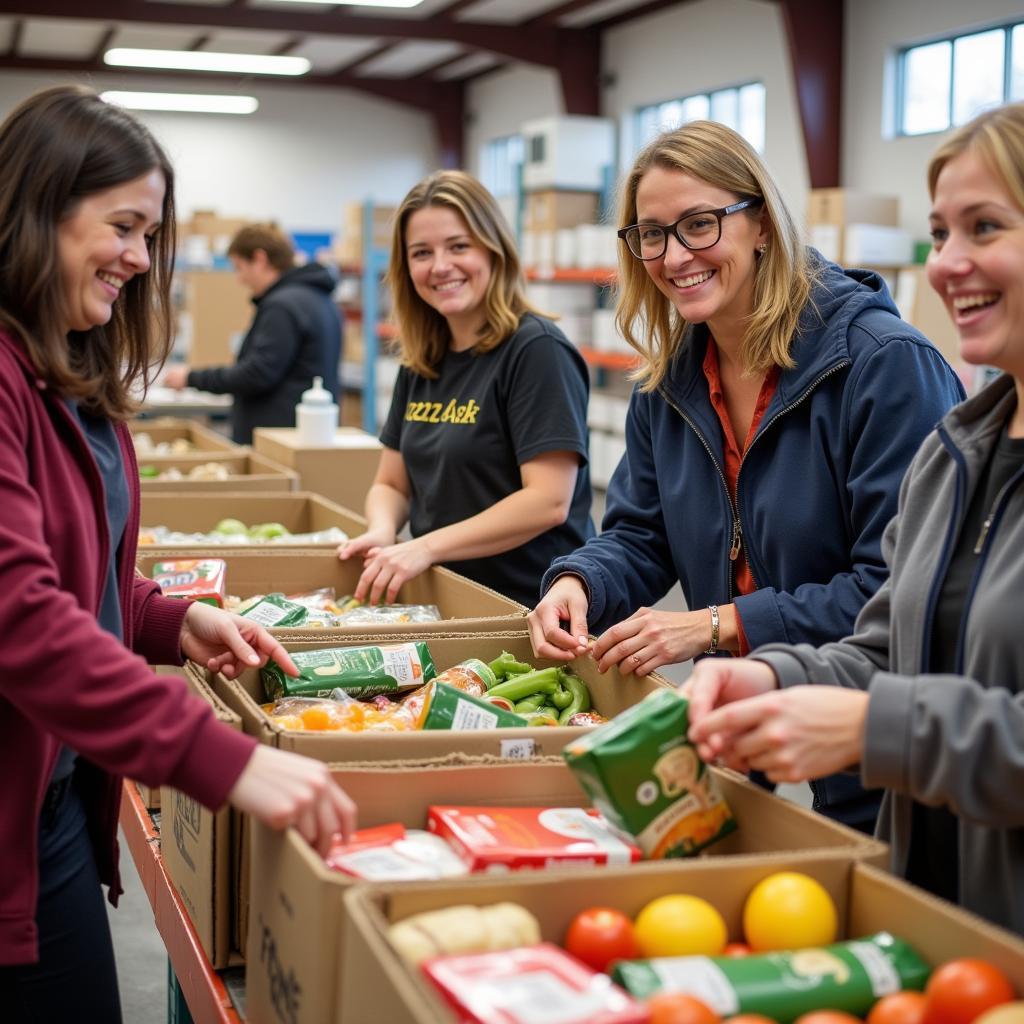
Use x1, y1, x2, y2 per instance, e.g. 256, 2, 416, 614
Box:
844, 0, 1023, 239
0, 70, 438, 231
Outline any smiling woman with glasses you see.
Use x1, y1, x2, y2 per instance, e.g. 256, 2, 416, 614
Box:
529, 118, 965, 837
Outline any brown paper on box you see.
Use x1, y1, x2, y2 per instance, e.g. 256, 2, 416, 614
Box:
129, 417, 240, 455
177, 269, 252, 368
160, 668, 242, 968
806, 188, 899, 227
138, 451, 298, 493
524, 190, 600, 232
137, 551, 527, 638
245, 755, 884, 1024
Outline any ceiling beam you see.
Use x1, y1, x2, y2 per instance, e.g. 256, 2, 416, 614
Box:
333, 42, 396, 76
594, 0, 685, 30
7, 19, 23, 58
409, 50, 473, 80
530, 0, 603, 26
555, 26, 601, 116
90, 26, 117, 63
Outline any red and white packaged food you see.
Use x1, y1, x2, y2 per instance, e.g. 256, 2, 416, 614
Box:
151, 558, 227, 606
324, 823, 468, 881
422, 942, 647, 1024
427, 806, 641, 872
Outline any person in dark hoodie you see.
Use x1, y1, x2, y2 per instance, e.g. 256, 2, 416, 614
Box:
529, 119, 964, 835
164, 223, 342, 444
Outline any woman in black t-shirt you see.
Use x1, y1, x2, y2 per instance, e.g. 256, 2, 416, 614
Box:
338, 171, 593, 607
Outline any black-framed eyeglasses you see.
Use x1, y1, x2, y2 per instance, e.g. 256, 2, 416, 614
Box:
617, 197, 764, 260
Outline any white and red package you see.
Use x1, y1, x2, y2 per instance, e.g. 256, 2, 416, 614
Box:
427, 806, 641, 872
422, 943, 647, 1024
324, 823, 468, 881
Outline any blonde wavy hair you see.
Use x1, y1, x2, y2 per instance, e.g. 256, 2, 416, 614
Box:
616, 120, 814, 390
387, 170, 539, 378
927, 102, 1024, 207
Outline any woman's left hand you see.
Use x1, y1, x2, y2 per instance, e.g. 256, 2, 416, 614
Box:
179, 601, 298, 679
354, 537, 434, 605
591, 607, 712, 675
687, 686, 869, 783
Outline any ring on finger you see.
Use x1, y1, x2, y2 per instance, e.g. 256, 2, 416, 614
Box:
631, 652, 642, 665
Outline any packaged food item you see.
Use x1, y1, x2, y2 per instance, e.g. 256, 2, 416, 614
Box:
612, 932, 931, 1019
151, 558, 227, 606
422, 943, 647, 1024
563, 689, 736, 859
428, 806, 642, 871
325, 825, 469, 881
389, 903, 541, 965
418, 682, 529, 731
286, 587, 338, 611
239, 593, 309, 628
432, 659, 498, 697
262, 692, 421, 733
261, 641, 436, 700
335, 603, 443, 625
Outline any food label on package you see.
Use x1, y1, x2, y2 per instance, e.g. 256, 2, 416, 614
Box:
500, 738, 538, 760
495, 970, 611, 1023
240, 593, 308, 629
649, 958, 738, 1014
419, 682, 529, 731
152, 558, 227, 606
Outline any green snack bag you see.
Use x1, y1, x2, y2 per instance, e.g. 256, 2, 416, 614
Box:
612, 932, 930, 1022
240, 593, 309, 629
262, 641, 436, 700
563, 689, 735, 858
419, 681, 530, 730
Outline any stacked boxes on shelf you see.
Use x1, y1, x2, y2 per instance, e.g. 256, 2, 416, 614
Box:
806, 188, 911, 269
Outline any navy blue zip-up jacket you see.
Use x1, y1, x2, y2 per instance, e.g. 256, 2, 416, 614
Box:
543, 254, 965, 827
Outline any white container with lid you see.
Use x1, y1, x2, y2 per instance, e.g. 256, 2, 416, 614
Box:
295, 375, 338, 446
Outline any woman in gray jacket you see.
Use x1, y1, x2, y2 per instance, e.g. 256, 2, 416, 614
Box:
686, 101, 1024, 934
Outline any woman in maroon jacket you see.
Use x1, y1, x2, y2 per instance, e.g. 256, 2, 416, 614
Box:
0, 86, 356, 1021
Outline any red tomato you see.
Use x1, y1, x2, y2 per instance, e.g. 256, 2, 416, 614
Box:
563, 907, 640, 973
722, 942, 753, 957
867, 992, 928, 1024
923, 959, 1016, 1024
793, 1014, 863, 1024
646, 993, 721, 1024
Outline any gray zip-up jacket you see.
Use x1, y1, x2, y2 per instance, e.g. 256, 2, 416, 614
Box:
753, 373, 1024, 933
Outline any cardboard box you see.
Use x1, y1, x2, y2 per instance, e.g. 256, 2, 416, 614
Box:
136, 549, 527, 637
178, 269, 252, 368
138, 491, 367, 553
342, 855, 1024, 1024
244, 757, 885, 1024
252, 427, 382, 513
133, 780, 161, 810
130, 416, 240, 455
336, 202, 397, 265
209, 632, 669, 762
160, 670, 242, 968
524, 190, 600, 234
521, 116, 615, 192
138, 451, 299, 493
810, 223, 912, 268
806, 188, 899, 227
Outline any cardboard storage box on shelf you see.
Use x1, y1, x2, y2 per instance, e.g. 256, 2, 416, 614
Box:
207, 631, 668, 762
160, 668, 242, 968
524, 190, 599, 233
245, 757, 885, 1024
138, 491, 367, 553
343, 855, 1024, 1024
252, 427, 382, 513
521, 116, 615, 192
138, 451, 299, 493
129, 416, 240, 455
176, 269, 252, 369
336, 202, 397, 265
810, 222, 913, 268
806, 188, 899, 227
137, 549, 527, 637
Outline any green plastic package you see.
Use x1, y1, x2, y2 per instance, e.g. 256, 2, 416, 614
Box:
420, 682, 529, 730
240, 593, 309, 629
262, 642, 436, 700
612, 932, 930, 1022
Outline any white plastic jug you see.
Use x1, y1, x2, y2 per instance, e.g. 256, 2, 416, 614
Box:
295, 375, 338, 446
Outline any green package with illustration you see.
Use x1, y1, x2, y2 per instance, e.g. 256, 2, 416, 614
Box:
239, 593, 309, 629
562, 688, 735, 858
612, 932, 930, 1021
419, 681, 529, 730
262, 641, 436, 700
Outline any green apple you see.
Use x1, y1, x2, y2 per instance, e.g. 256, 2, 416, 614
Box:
212, 517, 248, 536
250, 521, 289, 540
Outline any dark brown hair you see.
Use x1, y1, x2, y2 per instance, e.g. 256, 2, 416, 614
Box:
0, 85, 176, 420
227, 223, 295, 274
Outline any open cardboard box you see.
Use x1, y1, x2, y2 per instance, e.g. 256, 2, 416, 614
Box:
130, 416, 240, 454
206, 631, 670, 761
341, 855, 1024, 1024
160, 668, 242, 968
244, 756, 886, 1024
139, 491, 367, 552
136, 550, 527, 638
138, 450, 298, 493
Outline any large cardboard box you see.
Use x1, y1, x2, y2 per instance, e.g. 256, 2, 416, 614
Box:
209, 632, 668, 762
138, 451, 299, 493
160, 670, 242, 968
252, 427, 382, 513
523, 190, 600, 233
343, 856, 1024, 1024
138, 491, 367, 553
130, 416, 240, 456
336, 202, 397, 265
177, 269, 252, 369
137, 550, 527, 636
806, 188, 899, 227
245, 757, 885, 1024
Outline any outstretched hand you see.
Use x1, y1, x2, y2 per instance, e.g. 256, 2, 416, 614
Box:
179, 601, 298, 680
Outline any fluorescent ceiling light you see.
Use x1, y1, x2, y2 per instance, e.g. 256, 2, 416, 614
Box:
101, 91, 259, 115
105, 48, 310, 76
265, 0, 425, 6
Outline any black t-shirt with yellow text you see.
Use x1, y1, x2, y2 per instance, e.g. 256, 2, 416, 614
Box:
380, 313, 594, 606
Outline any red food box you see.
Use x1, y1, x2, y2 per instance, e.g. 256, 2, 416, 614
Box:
422, 942, 647, 1024
427, 805, 642, 871
151, 558, 227, 606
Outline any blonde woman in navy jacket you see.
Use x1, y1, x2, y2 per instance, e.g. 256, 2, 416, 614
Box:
529, 120, 964, 833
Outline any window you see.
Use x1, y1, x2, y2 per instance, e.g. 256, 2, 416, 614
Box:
479, 134, 524, 197
635, 82, 765, 153
898, 19, 1024, 136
